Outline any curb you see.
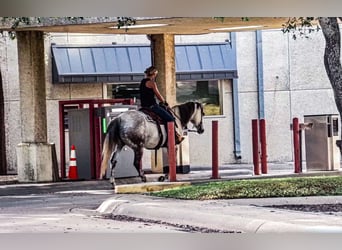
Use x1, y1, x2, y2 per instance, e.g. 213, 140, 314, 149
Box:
97, 196, 342, 233
115, 181, 191, 194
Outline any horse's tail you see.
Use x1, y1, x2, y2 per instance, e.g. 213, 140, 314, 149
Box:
100, 117, 120, 178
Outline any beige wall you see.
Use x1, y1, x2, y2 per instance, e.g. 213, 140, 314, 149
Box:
188, 29, 338, 167
2, 29, 340, 172
1, 34, 20, 173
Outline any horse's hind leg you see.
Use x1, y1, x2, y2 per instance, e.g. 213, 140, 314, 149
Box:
109, 147, 122, 186
133, 147, 146, 182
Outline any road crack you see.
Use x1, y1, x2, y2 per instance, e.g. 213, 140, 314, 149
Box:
103, 214, 241, 233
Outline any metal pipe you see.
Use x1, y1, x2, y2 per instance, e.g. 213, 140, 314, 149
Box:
259, 119, 268, 174
167, 122, 177, 182
211, 120, 219, 179
232, 78, 242, 160
252, 119, 260, 175
293, 117, 301, 173
230, 32, 242, 160
256, 30, 265, 119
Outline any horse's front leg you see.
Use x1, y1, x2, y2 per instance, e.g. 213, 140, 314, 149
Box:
133, 147, 146, 182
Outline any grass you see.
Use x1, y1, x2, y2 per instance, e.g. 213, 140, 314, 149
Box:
149, 176, 342, 200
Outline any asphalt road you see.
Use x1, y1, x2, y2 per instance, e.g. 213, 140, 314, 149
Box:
0, 180, 184, 233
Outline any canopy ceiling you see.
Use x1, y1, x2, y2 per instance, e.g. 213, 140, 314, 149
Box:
2, 17, 291, 35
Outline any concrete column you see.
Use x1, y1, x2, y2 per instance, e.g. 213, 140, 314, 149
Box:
150, 34, 176, 107
16, 31, 54, 182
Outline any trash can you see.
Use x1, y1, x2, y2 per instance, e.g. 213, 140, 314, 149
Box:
304, 114, 340, 171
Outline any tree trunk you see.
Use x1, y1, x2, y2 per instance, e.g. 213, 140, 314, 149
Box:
0, 69, 7, 174
319, 17, 342, 149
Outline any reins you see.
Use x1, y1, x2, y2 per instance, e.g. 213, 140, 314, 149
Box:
166, 105, 182, 124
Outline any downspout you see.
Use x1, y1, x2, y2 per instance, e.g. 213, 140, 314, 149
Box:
230, 32, 242, 160
232, 78, 242, 160
256, 30, 265, 119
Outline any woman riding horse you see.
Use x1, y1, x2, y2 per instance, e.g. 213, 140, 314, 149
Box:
100, 101, 205, 183
140, 66, 184, 144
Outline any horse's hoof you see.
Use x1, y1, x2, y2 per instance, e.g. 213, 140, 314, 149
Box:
158, 176, 165, 182
141, 175, 147, 182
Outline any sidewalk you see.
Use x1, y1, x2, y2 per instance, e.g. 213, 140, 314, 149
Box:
2, 162, 339, 185
102, 163, 342, 233
97, 193, 342, 233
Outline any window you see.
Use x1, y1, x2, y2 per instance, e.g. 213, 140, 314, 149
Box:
176, 80, 222, 116
111, 83, 141, 105
110, 80, 223, 116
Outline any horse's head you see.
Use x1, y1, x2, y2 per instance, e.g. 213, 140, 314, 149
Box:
172, 101, 205, 134
191, 102, 205, 134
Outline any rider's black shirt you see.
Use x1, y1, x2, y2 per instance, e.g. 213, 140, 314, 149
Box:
140, 78, 157, 107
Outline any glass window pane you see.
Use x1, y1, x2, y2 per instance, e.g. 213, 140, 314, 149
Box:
176, 80, 222, 116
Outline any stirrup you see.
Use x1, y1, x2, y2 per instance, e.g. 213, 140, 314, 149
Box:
175, 134, 185, 144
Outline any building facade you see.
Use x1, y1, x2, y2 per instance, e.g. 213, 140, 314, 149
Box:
1, 28, 339, 174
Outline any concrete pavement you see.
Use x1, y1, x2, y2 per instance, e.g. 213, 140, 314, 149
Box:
2, 163, 342, 233
101, 164, 342, 233
97, 193, 342, 233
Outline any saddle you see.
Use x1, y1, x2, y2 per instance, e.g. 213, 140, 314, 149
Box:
139, 107, 166, 125
139, 106, 183, 148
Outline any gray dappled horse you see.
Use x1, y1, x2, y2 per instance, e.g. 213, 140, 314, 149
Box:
100, 101, 205, 181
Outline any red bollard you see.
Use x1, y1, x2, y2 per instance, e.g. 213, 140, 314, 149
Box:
259, 119, 268, 174
252, 119, 260, 175
292, 117, 301, 173
167, 122, 177, 182
211, 120, 219, 179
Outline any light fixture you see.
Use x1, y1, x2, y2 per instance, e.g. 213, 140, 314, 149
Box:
210, 25, 263, 31
109, 24, 169, 29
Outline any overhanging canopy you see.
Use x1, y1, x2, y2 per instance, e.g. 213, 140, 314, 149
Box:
52, 42, 238, 83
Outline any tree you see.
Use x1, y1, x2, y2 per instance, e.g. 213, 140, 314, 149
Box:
318, 18, 342, 125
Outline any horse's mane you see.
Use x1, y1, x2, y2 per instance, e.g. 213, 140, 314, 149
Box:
173, 102, 200, 127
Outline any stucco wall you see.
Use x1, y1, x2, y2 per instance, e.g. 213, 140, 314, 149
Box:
2, 29, 340, 173
188, 29, 339, 167
235, 30, 338, 165
1, 34, 21, 173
